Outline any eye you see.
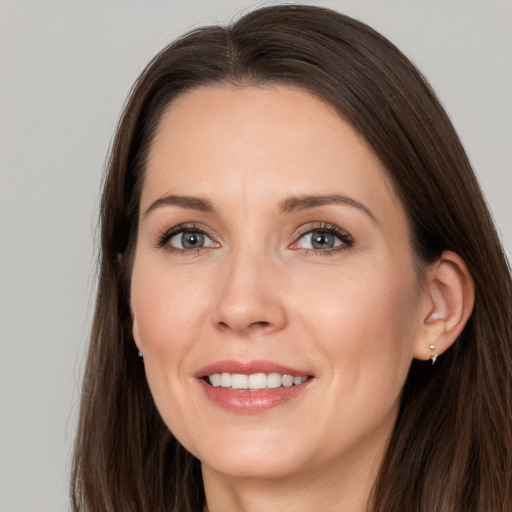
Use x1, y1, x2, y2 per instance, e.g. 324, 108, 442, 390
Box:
291, 224, 354, 252
296, 230, 341, 250
168, 230, 217, 250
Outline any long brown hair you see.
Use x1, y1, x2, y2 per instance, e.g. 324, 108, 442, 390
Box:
71, 5, 512, 511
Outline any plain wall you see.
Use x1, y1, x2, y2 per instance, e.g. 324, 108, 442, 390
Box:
0, 1, 510, 511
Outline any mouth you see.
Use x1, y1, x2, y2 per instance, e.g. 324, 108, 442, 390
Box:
205, 372, 309, 390
195, 360, 314, 413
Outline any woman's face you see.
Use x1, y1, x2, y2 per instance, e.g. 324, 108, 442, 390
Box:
130, 85, 430, 480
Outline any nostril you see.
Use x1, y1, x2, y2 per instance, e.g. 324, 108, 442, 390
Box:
216, 320, 271, 333
254, 321, 270, 327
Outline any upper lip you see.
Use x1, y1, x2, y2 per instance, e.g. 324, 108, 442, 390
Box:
195, 359, 312, 378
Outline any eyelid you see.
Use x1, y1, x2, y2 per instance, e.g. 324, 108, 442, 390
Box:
289, 222, 354, 252
169, 230, 217, 250
153, 221, 353, 255
154, 223, 220, 251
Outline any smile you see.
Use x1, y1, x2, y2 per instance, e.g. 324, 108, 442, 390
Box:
207, 372, 307, 391
196, 360, 313, 413
207, 372, 308, 389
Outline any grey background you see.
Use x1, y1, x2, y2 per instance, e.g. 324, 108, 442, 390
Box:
0, 1, 510, 511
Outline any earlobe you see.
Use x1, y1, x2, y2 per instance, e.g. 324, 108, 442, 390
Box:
413, 251, 475, 362
130, 305, 142, 352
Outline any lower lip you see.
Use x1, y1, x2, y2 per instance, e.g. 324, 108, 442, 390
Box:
198, 378, 311, 413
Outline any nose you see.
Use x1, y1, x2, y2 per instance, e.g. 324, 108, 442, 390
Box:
211, 246, 287, 336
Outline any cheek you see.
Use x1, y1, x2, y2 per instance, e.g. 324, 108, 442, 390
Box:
130, 258, 208, 438
131, 257, 207, 354
129, 260, 207, 425
297, 260, 421, 378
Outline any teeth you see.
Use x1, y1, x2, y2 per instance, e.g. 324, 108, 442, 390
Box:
207, 372, 308, 390
231, 374, 248, 389
210, 373, 221, 387
220, 372, 231, 387
267, 373, 282, 389
281, 374, 294, 387
293, 375, 304, 385
248, 373, 267, 390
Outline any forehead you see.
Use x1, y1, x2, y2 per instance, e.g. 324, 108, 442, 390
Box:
142, 84, 403, 224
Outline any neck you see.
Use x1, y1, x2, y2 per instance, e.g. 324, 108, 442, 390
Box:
202, 445, 384, 512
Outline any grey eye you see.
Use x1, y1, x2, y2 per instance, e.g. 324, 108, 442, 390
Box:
182, 232, 204, 248
169, 231, 215, 249
310, 231, 336, 249
296, 230, 342, 250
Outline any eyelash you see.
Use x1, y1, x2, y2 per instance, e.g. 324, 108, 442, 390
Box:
154, 223, 211, 255
154, 222, 355, 256
293, 223, 354, 255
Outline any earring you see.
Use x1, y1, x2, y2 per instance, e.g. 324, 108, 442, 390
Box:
137, 349, 143, 360
429, 344, 438, 364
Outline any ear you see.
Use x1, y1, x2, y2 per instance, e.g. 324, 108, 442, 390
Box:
130, 305, 142, 352
413, 250, 474, 362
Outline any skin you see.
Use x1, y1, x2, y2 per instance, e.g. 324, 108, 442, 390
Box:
130, 85, 463, 512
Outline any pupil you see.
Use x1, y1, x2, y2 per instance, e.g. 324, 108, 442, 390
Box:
182, 232, 204, 249
311, 232, 334, 249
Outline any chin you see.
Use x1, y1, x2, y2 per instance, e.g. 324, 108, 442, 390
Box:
185, 429, 309, 480
201, 449, 305, 480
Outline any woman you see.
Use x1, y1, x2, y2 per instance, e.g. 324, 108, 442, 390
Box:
71, 5, 512, 511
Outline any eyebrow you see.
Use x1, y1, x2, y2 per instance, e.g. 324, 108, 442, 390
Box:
143, 194, 215, 216
143, 192, 377, 223
279, 194, 377, 223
